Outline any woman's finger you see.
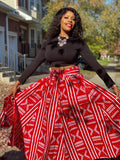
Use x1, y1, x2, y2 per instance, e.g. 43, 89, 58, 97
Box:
115, 89, 120, 99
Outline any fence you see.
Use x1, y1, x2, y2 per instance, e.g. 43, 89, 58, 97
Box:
0, 45, 26, 81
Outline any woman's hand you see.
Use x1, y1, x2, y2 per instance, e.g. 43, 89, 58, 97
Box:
112, 84, 120, 99
9, 80, 20, 99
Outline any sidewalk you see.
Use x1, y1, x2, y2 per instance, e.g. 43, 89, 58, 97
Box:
89, 61, 120, 92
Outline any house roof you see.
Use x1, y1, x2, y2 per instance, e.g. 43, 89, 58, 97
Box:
0, 1, 14, 12
18, 10, 38, 23
0, 1, 24, 20
0, 1, 38, 23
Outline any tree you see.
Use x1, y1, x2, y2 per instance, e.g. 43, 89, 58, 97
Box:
98, 2, 120, 53
41, 0, 120, 56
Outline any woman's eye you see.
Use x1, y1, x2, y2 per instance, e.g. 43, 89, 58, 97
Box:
72, 18, 75, 21
64, 17, 75, 21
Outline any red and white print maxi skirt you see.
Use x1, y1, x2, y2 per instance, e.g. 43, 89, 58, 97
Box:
0, 66, 120, 160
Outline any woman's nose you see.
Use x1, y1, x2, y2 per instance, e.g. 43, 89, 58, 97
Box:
68, 18, 72, 22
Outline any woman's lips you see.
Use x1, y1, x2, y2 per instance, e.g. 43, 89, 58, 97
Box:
66, 23, 72, 28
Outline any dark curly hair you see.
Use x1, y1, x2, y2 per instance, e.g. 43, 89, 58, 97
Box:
46, 7, 83, 39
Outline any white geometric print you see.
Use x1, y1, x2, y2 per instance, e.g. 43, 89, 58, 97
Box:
0, 66, 120, 160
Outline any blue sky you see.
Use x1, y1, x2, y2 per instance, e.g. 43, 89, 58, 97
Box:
105, 0, 111, 4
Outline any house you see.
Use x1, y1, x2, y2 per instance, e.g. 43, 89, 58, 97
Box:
0, 0, 48, 76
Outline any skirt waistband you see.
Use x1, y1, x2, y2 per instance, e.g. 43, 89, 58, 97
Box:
50, 65, 80, 75
50, 65, 75, 71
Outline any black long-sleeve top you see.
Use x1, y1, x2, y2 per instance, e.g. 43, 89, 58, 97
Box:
18, 36, 115, 88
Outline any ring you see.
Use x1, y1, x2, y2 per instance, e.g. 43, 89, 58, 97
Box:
11, 96, 14, 100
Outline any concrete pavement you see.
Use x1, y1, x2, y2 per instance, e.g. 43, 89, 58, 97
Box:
89, 62, 120, 93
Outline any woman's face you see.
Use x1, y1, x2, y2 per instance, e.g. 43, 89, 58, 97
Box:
60, 11, 75, 36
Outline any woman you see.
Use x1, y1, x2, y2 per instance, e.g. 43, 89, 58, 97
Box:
1, 7, 120, 160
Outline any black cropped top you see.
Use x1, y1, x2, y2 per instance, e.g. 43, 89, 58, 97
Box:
18, 36, 115, 88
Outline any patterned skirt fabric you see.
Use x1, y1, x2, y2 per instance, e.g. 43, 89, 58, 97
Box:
0, 66, 120, 160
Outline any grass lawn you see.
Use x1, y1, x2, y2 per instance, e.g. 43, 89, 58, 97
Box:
97, 58, 113, 66
79, 58, 113, 79
80, 70, 96, 80
117, 63, 120, 67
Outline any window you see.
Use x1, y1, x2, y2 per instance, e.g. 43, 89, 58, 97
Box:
19, 0, 25, 8
37, 30, 41, 48
30, 0, 35, 10
37, 0, 40, 12
31, 29, 35, 48
20, 27, 27, 54
42, 3, 46, 17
